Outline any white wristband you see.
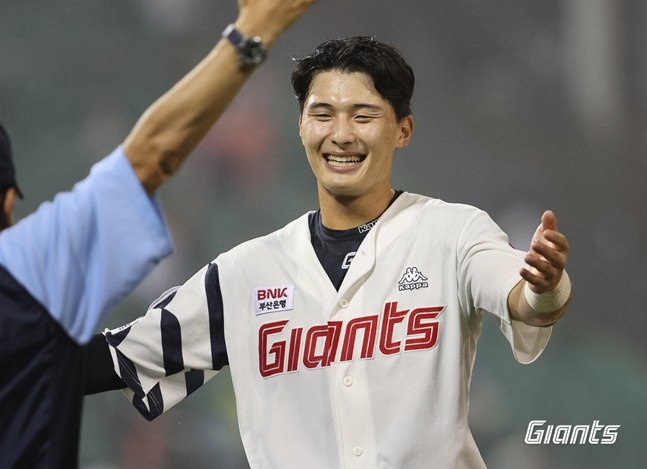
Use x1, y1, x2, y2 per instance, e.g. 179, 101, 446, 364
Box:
523, 271, 571, 313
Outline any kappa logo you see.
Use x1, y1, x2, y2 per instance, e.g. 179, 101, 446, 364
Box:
357, 219, 378, 233
398, 267, 429, 291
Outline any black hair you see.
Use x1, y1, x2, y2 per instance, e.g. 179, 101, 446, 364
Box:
291, 36, 415, 122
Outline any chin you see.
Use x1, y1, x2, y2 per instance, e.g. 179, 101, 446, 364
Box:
324, 185, 365, 200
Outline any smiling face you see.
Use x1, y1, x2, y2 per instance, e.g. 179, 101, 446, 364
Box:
299, 70, 413, 205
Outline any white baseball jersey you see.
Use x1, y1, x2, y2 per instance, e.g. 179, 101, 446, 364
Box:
106, 192, 551, 468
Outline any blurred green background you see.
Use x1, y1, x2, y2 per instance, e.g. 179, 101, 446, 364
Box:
1, 0, 645, 467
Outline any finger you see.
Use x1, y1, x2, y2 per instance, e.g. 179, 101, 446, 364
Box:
524, 253, 558, 280
530, 240, 567, 270
541, 210, 557, 232
544, 229, 569, 253
519, 268, 552, 293
524, 252, 564, 290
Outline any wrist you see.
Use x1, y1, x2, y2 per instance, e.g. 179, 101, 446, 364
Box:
523, 271, 571, 313
223, 23, 268, 70
234, 18, 280, 48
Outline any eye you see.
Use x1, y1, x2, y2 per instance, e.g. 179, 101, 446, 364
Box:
313, 114, 332, 121
355, 115, 372, 123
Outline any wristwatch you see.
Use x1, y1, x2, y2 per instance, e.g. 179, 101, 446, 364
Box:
222, 24, 268, 69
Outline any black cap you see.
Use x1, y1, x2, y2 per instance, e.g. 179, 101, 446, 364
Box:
0, 123, 24, 198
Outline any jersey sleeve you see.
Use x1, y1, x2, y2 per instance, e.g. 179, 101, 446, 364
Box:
0, 147, 174, 344
456, 209, 551, 364
103, 262, 228, 421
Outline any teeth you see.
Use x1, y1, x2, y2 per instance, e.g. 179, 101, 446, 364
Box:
325, 154, 363, 166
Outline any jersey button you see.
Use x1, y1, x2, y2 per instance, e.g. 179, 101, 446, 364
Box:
343, 376, 353, 386
352, 447, 363, 457
339, 299, 349, 308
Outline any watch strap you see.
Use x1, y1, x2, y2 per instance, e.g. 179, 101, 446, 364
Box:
222, 23, 245, 47
222, 23, 267, 69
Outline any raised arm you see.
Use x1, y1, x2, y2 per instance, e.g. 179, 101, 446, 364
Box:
124, 0, 316, 195
508, 210, 571, 327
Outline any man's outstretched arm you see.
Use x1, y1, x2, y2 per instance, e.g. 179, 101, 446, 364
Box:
83, 0, 316, 394
124, 0, 317, 195
508, 210, 572, 327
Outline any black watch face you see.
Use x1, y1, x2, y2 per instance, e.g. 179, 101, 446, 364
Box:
240, 40, 266, 67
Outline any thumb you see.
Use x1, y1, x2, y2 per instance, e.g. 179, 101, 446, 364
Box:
541, 210, 557, 232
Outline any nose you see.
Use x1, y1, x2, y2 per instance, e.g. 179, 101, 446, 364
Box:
330, 118, 356, 147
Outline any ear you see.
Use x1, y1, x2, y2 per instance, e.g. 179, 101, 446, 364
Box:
395, 115, 414, 149
298, 114, 307, 145
1, 187, 15, 228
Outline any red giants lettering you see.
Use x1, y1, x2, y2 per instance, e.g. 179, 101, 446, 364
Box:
259, 320, 289, 377
259, 301, 443, 378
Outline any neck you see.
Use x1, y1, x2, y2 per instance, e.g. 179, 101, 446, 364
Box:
318, 186, 395, 230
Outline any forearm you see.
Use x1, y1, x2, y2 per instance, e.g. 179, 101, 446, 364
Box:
123, 37, 252, 195
507, 274, 571, 327
124, 0, 316, 195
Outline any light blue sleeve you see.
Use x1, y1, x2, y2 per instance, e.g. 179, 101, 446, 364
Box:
0, 146, 174, 344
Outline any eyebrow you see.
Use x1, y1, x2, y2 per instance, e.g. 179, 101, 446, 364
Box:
306, 102, 384, 112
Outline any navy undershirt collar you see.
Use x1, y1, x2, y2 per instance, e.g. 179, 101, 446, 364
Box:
309, 190, 403, 290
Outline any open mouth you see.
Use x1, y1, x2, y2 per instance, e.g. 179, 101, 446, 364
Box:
323, 153, 367, 167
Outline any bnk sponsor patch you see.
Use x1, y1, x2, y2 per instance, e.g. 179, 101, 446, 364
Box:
254, 285, 295, 315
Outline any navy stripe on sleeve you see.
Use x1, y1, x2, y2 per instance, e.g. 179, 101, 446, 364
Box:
185, 369, 204, 396
205, 263, 229, 370
133, 383, 164, 421
115, 349, 144, 397
161, 309, 184, 376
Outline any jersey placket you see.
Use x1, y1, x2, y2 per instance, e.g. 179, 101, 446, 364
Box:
329, 235, 379, 466
332, 356, 377, 467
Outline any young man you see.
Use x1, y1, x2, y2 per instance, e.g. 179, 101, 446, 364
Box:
0, 1, 315, 467
86, 37, 571, 468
